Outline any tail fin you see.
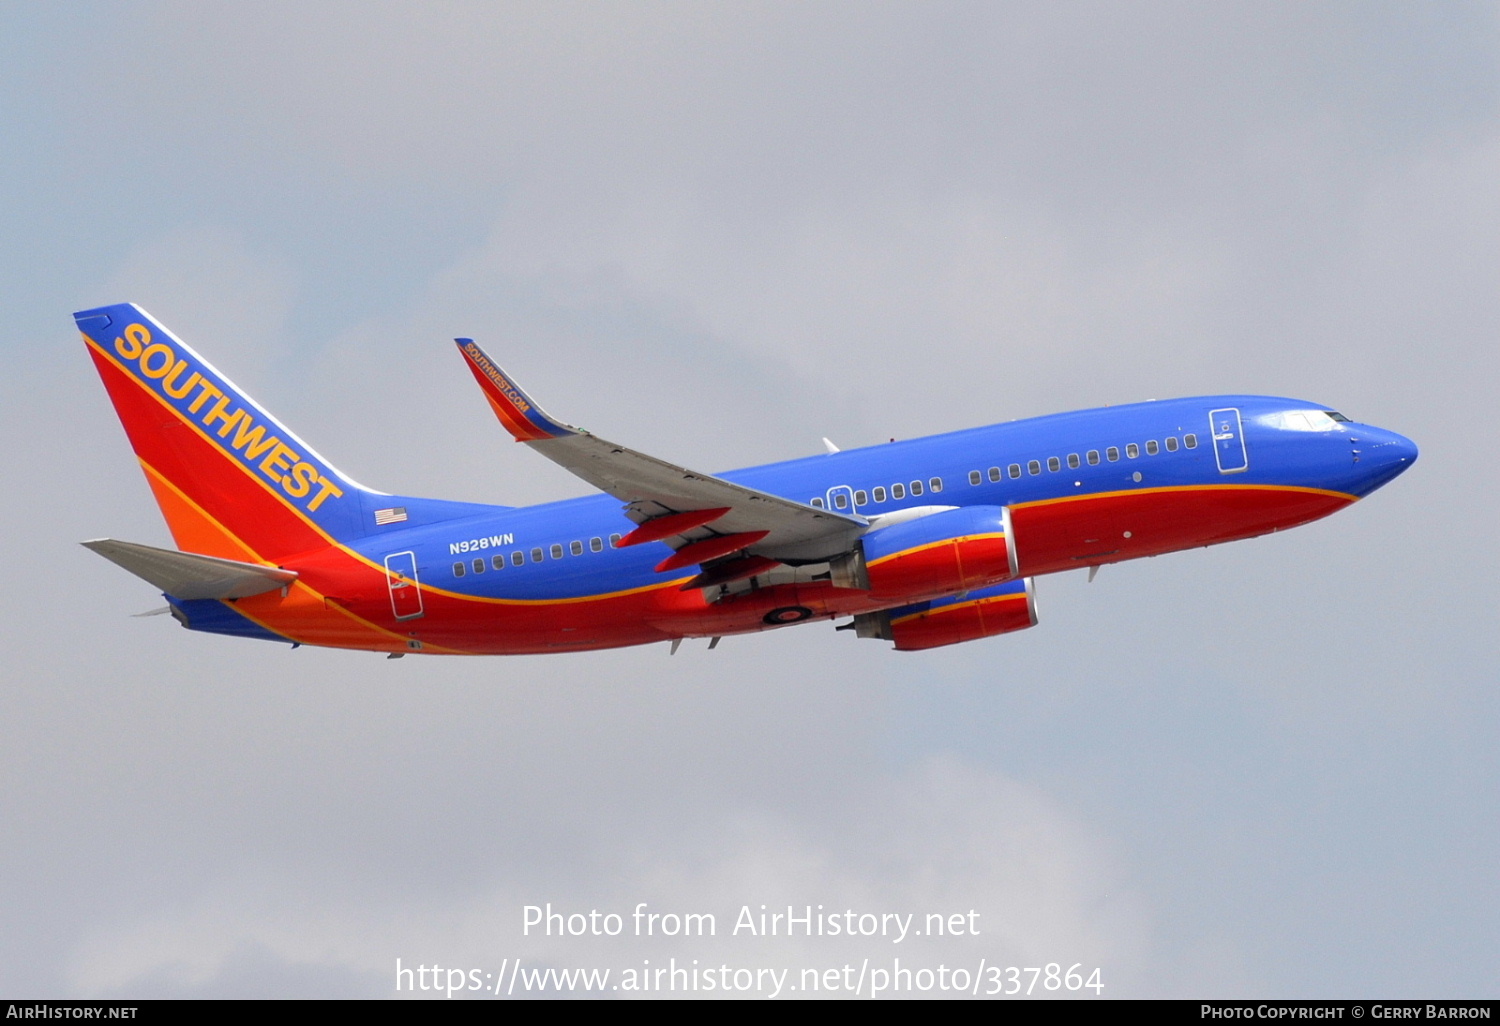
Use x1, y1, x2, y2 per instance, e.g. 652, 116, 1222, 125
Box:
75, 303, 372, 563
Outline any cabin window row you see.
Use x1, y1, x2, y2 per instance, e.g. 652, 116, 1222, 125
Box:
809, 477, 945, 510
806, 433, 1200, 510
964, 433, 1199, 484
453, 532, 623, 577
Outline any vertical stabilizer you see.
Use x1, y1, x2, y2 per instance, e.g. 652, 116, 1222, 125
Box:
75, 303, 370, 562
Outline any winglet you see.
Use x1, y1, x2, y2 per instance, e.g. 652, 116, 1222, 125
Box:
454, 338, 575, 442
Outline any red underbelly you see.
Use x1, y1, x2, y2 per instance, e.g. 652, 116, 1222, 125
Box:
1010, 484, 1354, 576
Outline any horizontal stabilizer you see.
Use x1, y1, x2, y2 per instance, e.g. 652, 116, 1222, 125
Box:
82, 539, 298, 600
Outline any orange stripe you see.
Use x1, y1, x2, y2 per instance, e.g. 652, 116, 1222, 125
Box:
136, 459, 469, 654
890, 591, 1026, 626
1010, 482, 1357, 512
140, 458, 258, 561
482, 392, 553, 442
864, 532, 1008, 568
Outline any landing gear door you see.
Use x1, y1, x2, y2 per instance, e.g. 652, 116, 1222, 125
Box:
384, 550, 425, 620
1210, 408, 1249, 474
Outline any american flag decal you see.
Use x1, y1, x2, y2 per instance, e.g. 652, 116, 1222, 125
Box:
373, 507, 408, 525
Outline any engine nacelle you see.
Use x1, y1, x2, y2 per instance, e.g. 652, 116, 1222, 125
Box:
861, 505, 1018, 603
888, 577, 1038, 651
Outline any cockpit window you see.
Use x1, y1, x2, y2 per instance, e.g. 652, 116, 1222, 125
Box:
1266, 410, 1341, 432
1327, 411, 1351, 422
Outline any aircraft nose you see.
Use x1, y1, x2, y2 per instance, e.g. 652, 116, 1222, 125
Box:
1352, 424, 1418, 493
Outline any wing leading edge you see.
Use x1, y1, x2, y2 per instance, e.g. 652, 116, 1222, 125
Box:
454, 338, 868, 569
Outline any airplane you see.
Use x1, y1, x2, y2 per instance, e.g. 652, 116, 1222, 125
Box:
74, 303, 1418, 656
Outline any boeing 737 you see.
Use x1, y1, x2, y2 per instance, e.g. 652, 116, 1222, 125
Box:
75, 303, 1417, 655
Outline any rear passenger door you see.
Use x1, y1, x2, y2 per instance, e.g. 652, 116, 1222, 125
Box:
384, 551, 425, 620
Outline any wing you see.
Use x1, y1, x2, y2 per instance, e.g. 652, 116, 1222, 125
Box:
454, 339, 868, 575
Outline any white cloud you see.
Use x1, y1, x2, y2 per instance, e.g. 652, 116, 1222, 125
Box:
100, 225, 297, 395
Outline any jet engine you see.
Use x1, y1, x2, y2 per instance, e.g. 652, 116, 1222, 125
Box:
844, 577, 1038, 651
860, 505, 1018, 602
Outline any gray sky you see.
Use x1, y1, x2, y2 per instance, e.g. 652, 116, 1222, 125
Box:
1, 1, 1496, 998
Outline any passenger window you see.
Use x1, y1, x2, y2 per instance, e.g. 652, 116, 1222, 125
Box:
492, 555, 505, 570
873, 486, 887, 503
551, 543, 564, 559
1008, 463, 1021, 479
855, 490, 868, 506
609, 533, 623, 547
988, 467, 1001, 483
910, 480, 924, 496
531, 547, 544, 563
590, 537, 603, 552
570, 540, 583, 556
1126, 443, 1139, 459
929, 477, 942, 493
1146, 440, 1159, 455
811, 497, 825, 508
472, 558, 485, 574
1028, 460, 1041, 476
1184, 433, 1198, 448
452, 562, 465, 577
969, 470, 982, 486
833, 492, 849, 510
1087, 450, 1100, 465
1067, 453, 1080, 469
892, 483, 906, 500
1165, 436, 1179, 452
1106, 446, 1120, 462
1047, 457, 1061, 472
511, 551, 524, 567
